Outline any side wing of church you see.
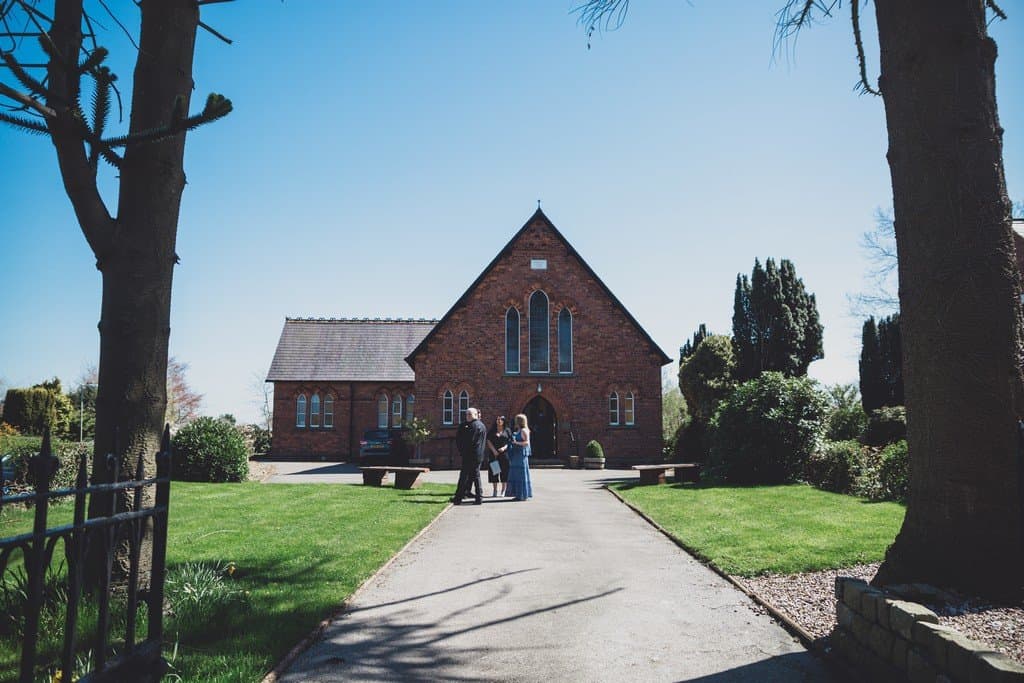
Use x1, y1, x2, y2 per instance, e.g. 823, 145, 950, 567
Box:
267, 209, 671, 467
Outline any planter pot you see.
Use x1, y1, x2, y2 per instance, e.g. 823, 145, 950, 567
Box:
583, 457, 606, 470
568, 455, 581, 469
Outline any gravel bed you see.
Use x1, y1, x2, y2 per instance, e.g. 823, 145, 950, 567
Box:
248, 459, 277, 482
741, 563, 1024, 666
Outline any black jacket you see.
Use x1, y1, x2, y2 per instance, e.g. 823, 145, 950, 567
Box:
456, 418, 487, 463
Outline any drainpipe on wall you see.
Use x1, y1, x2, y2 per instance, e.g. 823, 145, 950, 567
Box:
349, 382, 355, 460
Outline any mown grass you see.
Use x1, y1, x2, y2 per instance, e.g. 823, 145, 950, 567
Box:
0, 480, 453, 682
612, 481, 905, 577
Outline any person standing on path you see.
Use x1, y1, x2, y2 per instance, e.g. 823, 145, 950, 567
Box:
486, 415, 511, 497
505, 413, 533, 501
452, 407, 487, 505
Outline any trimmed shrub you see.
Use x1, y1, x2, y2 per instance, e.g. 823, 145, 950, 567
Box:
585, 440, 604, 459
171, 417, 249, 483
709, 372, 828, 484
862, 406, 906, 446
805, 440, 861, 493
2, 386, 73, 437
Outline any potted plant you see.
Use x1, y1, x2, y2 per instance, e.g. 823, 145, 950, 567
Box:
583, 440, 606, 470
402, 417, 434, 465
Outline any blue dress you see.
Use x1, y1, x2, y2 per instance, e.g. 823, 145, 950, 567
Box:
506, 429, 533, 500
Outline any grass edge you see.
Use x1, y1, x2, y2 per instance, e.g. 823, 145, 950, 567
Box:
258, 498, 455, 683
603, 483, 825, 651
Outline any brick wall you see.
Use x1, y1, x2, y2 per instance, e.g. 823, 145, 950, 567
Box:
271, 380, 414, 459
411, 213, 666, 468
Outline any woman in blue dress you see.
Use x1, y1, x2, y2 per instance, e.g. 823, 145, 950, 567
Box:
506, 413, 533, 501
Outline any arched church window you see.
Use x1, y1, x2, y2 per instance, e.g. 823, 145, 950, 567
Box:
310, 393, 321, 428
406, 394, 415, 423
296, 394, 307, 428
324, 394, 334, 428
458, 390, 469, 423
529, 290, 549, 373
377, 395, 389, 429
392, 395, 403, 428
443, 391, 454, 425
506, 307, 520, 374
558, 308, 573, 374
608, 392, 619, 426
624, 392, 635, 426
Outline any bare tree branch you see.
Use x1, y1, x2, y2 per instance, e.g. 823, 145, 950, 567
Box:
851, 0, 879, 95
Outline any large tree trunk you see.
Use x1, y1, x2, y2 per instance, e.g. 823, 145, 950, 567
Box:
85, 0, 199, 581
871, 0, 1024, 600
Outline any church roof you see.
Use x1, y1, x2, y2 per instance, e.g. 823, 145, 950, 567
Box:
405, 208, 672, 367
267, 318, 436, 383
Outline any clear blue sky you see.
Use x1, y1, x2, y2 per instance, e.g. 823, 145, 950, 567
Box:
1, 2, 1022, 423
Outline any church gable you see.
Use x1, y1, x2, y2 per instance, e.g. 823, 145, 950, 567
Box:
406, 209, 670, 368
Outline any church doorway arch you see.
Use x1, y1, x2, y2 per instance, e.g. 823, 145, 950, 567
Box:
523, 396, 556, 460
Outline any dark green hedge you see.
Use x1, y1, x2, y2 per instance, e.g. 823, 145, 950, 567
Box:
171, 417, 249, 483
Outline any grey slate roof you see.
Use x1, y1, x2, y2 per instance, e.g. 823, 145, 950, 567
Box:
266, 318, 437, 383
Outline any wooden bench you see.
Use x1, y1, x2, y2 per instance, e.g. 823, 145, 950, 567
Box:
360, 466, 430, 490
631, 463, 701, 486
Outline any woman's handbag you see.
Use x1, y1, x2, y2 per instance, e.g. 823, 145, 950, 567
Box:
489, 459, 502, 476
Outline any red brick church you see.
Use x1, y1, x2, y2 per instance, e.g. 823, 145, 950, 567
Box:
266, 209, 671, 467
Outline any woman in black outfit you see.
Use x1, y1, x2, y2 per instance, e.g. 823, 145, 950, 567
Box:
486, 416, 512, 497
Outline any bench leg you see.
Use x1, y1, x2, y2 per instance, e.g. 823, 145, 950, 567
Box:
638, 469, 666, 485
362, 470, 387, 487
394, 470, 424, 490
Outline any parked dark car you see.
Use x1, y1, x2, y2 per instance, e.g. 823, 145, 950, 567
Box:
358, 429, 404, 465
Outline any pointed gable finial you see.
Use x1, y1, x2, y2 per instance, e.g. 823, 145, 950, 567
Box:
537, 199, 541, 210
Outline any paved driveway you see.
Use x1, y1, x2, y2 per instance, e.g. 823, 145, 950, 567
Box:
270, 466, 836, 682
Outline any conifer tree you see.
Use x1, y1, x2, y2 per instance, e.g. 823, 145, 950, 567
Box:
879, 313, 903, 406
860, 313, 904, 411
860, 316, 884, 411
732, 257, 823, 380
680, 323, 709, 361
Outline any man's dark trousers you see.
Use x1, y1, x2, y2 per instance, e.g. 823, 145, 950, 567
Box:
454, 417, 486, 503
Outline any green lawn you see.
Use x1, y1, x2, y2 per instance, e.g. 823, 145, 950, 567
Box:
612, 481, 905, 577
0, 480, 453, 682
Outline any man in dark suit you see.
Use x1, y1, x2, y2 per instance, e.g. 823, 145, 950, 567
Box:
452, 407, 486, 505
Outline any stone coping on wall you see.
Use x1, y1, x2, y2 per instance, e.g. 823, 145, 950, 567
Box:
834, 576, 1024, 682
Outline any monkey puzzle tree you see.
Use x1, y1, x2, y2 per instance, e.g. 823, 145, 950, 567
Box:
578, 0, 1022, 599
0, 0, 231, 579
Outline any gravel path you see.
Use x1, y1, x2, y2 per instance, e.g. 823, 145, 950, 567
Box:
742, 563, 1024, 665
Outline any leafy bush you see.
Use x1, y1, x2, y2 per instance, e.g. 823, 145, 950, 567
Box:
1, 435, 89, 495
678, 334, 736, 424
852, 439, 909, 502
236, 424, 271, 457
878, 440, 909, 502
824, 383, 868, 442
862, 406, 906, 446
709, 372, 828, 484
171, 417, 249, 483
805, 440, 861, 493
585, 440, 604, 459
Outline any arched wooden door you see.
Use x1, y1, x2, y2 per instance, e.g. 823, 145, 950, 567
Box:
523, 395, 556, 459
